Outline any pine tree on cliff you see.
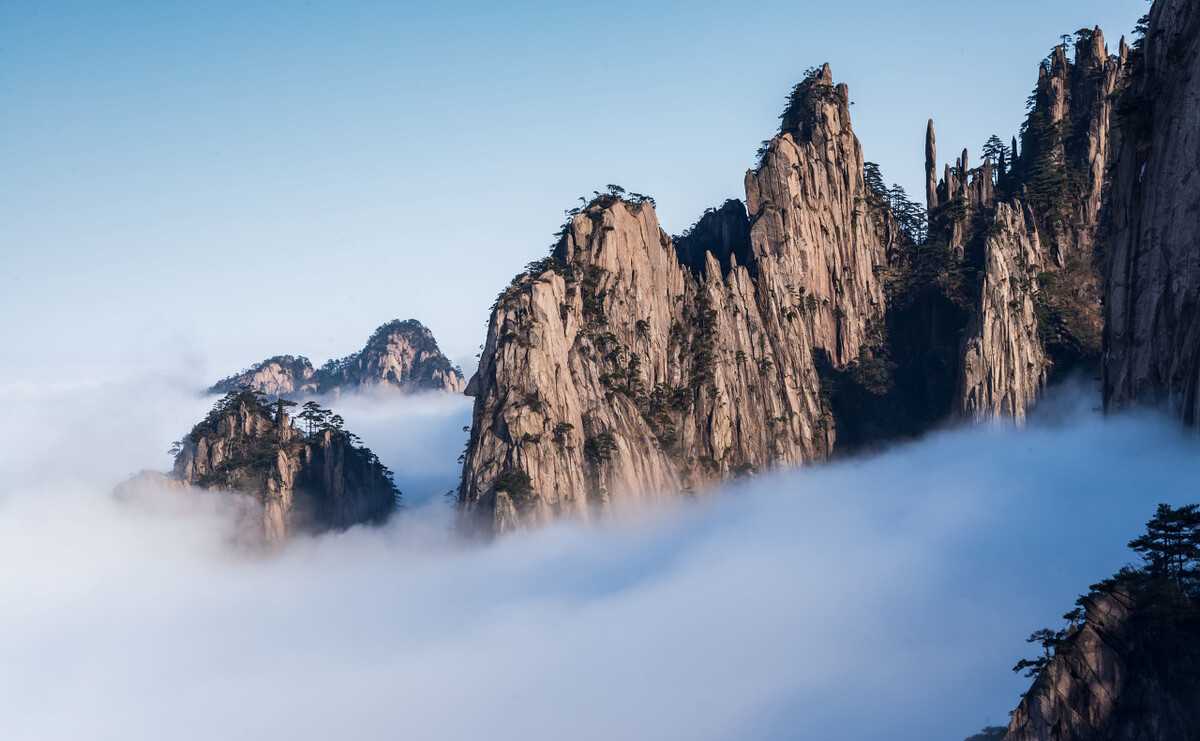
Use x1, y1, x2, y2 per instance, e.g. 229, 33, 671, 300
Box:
273, 398, 297, 423
981, 135, 1011, 184
981, 134, 1009, 164
1128, 503, 1200, 588
298, 401, 331, 436
863, 162, 887, 202
1013, 503, 1200, 682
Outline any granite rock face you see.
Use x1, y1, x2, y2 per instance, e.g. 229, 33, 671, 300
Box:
745, 64, 891, 369
1021, 28, 1125, 268
210, 319, 465, 397
911, 28, 1127, 419
922, 127, 1049, 422
458, 31, 1135, 535
1103, 0, 1200, 424
957, 201, 1049, 422
458, 66, 895, 535
1006, 586, 1200, 740
169, 391, 399, 543
209, 355, 320, 398
1015, 28, 1126, 372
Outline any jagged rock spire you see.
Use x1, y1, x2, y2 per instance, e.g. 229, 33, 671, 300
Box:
925, 119, 939, 212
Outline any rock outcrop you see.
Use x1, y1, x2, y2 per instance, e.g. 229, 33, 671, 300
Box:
209, 355, 320, 397
457, 66, 895, 535
1103, 0, 1200, 425
956, 201, 1048, 422
210, 319, 465, 397
457, 31, 1135, 535
1014, 27, 1126, 374
167, 390, 399, 542
1005, 503, 1200, 739
919, 128, 1050, 423
1003, 587, 1190, 738
907, 28, 1127, 420
1018, 28, 1125, 270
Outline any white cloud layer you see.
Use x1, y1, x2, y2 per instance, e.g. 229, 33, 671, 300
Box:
1, 376, 1196, 741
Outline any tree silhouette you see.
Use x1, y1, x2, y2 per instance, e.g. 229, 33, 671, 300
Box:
1013, 503, 1200, 682
273, 398, 297, 423
863, 161, 887, 202
1129, 503, 1200, 587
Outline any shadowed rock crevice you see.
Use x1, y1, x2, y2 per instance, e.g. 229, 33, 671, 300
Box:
1103, 0, 1200, 425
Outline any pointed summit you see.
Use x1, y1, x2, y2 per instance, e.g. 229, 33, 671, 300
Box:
925, 119, 939, 211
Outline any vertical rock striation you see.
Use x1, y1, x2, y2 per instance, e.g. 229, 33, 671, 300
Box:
1103, 0, 1200, 424
1007, 588, 1200, 740
745, 64, 890, 369
1009, 28, 1126, 374
170, 391, 399, 542
909, 28, 1126, 421
459, 65, 894, 535
916, 121, 1050, 423
1019, 28, 1124, 269
459, 30, 1133, 534
956, 201, 1048, 422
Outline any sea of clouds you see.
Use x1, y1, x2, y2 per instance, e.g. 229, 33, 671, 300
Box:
1, 371, 1197, 741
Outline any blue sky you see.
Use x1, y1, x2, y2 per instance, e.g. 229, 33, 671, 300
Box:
1, 0, 1147, 383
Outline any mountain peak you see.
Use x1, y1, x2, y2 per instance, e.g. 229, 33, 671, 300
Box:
210, 318, 465, 397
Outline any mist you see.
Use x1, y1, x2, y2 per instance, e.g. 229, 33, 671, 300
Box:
1, 373, 1196, 741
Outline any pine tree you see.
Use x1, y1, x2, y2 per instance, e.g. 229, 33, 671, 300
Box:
863, 162, 887, 203
1129, 503, 1200, 586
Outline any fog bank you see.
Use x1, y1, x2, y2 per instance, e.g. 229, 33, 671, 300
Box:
1, 376, 1195, 741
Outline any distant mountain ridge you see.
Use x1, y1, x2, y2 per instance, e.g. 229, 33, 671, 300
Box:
210, 319, 465, 397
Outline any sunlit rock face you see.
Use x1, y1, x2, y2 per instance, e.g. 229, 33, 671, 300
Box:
457, 27, 1139, 536
166, 392, 398, 543
209, 355, 320, 397
209, 319, 465, 398
457, 66, 896, 536
316, 319, 466, 395
1006, 583, 1200, 740
1104, 0, 1200, 425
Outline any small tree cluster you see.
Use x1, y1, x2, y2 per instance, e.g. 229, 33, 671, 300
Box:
863, 162, 926, 245
297, 400, 344, 436
1013, 503, 1200, 681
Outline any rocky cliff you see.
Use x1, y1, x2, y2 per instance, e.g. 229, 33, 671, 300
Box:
210, 319, 465, 397
457, 33, 1136, 535
457, 66, 897, 535
917, 133, 1050, 424
956, 200, 1048, 422
166, 390, 399, 542
1017, 27, 1126, 376
209, 355, 320, 397
1103, 0, 1200, 425
904, 28, 1126, 421
1003, 587, 1200, 738
1005, 504, 1200, 740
